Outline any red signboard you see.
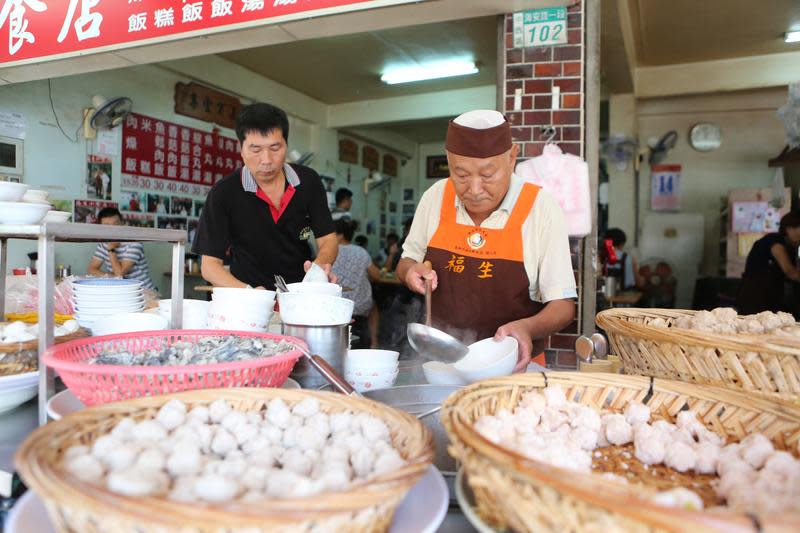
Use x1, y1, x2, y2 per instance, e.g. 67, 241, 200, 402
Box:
121, 111, 241, 188
0, 0, 417, 67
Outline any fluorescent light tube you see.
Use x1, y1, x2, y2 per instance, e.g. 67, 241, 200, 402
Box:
381, 60, 478, 85
786, 30, 800, 43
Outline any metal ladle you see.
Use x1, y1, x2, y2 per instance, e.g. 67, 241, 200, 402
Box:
407, 261, 469, 364
291, 344, 361, 397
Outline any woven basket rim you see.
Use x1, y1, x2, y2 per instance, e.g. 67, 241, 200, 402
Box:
0, 324, 89, 354
15, 387, 434, 527
42, 330, 306, 375
596, 308, 800, 356
442, 372, 800, 529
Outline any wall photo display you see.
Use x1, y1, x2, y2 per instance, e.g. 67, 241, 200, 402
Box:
426, 155, 449, 178
73, 199, 118, 224
147, 194, 171, 214
120, 190, 145, 212
86, 155, 112, 200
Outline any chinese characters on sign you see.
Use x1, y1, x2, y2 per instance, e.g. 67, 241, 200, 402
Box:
444, 254, 495, 279
512, 7, 567, 48
174, 82, 242, 130
0, 0, 417, 65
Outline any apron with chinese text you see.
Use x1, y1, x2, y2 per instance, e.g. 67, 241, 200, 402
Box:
424, 180, 546, 366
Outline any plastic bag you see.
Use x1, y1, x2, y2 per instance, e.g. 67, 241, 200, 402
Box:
3, 272, 76, 317
777, 82, 800, 149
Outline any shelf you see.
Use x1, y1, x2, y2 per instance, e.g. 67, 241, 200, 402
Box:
0, 222, 187, 426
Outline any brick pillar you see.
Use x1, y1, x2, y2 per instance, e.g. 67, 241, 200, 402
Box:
502, 1, 585, 369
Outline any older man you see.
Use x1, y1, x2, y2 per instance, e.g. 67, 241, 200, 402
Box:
396, 110, 576, 371
193, 103, 337, 289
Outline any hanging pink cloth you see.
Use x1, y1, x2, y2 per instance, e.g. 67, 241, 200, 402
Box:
515, 144, 591, 237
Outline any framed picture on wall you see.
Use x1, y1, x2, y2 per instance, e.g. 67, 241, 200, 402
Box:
388, 201, 397, 213
403, 188, 414, 202
426, 155, 449, 178
402, 203, 415, 215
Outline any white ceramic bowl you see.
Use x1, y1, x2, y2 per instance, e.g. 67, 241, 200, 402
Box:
346, 349, 400, 368
157, 299, 210, 329
212, 287, 276, 305
90, 313, 168, 336
43, 210, 71, 223
422, 361, 467, 386
345, 367, 399, 392
0, 181, 28, 202
0, 201, 50, 224
22, 189, 49, 203
277, 291, 354, 326
207, 301, 271, 332
75, 302, 145, 314
287, 281, 343, 297
0, 370, 38, 415
453, 337, 518, 383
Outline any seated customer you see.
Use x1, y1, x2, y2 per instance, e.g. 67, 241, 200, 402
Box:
332, 220, 381, 348
87, 207, 157, 291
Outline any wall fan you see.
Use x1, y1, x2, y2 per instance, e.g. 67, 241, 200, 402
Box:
83, 95, 132, 139
600, 134, 638, 170
632, 130, 678, 245
288, 149, 314, 166
363, 170, 391, 194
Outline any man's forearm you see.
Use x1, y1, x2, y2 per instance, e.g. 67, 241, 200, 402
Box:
201, 262, 247, 288
395, 257, 416, 286
524, 299, 576, 339
314, 241, 337, 266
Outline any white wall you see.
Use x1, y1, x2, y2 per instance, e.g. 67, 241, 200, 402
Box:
608, 87, 787, 277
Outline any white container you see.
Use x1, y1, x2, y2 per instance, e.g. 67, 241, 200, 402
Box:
0, 370, 38, 414
0, 201, 50, 224
0, 181, 28, 202
344, 367, 399, 392
287, 281, 343, 297
277, 291, 354, 326
90, 313, 167, 336
22, 189, 49, 203
422, 361, 467, 386
345, 349, 399, 368
453, 337, 518, 383
211, 287, 276, 305
157, 299, 210, 329
208, 301, 270, 332
43, 210, 71, 223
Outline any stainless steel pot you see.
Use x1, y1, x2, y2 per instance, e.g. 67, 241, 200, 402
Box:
282, 323, 349, 389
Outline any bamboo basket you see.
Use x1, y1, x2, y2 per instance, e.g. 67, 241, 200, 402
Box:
596, 308, 800, 402
441, 372, 800, 533
16, 387, 434, 533
0, 324, 88, 377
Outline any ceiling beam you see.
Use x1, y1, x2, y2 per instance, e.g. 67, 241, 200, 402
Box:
636, 50, 800, 98
326, 85, 495, 129
615, 0, 641, 94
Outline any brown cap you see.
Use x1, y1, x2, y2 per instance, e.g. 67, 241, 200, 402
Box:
445, 110, 512, 158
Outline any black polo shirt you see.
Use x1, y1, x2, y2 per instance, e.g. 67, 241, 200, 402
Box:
192, 164, 334, 289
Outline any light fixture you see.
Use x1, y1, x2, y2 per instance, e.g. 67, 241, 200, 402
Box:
381, 59, 478, 85
786, 30, 800, 43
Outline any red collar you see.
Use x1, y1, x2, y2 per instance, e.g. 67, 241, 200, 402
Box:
255, 182, 296, 223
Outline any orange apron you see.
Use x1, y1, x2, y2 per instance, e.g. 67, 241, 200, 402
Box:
424, 180, 547, 366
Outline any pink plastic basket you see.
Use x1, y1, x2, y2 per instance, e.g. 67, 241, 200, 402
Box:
43, 330, 305, 406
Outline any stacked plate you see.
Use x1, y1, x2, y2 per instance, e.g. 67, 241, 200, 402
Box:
72, 279, 144, 329
0, 370, 38, 414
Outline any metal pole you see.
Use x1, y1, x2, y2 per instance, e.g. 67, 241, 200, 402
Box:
0, 238, 7, 317
170, 241, 185, 329
37, 235, 55, 426
581, 0, 601, 336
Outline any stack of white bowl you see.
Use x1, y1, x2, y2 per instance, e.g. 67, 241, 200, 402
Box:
0, 182, 54, 225
422, 336, 518, 385
277, 282, 353, 326
157, 299, 210, 329
344, 349, 399, 392
0, 370, 38, 415
208, 287, 275, 332
72, 278, 145, 329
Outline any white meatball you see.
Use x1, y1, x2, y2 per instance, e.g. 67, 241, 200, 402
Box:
261, 424, 283, 445
739, 433, 774, 469
211, 428, 238, 456
282, 425, 300, 448
194, 424, 215, 453
717, 468, 756, 500
651, 488, 704, 511
217, 457, 247, 478
168, 476, 199, 502
241, 466, 271, 490
330, 412, 354, 433
288, 476, 324, 498
570, 406, 601, 433
474, 415, 504, 444
186, 405, 210, 424
604, 414, 633, 446
665, 441, 696, 473
693, 442, 721, 475
322, 446, 350, 464
265, 469, 300, 498
241, 434, 271, 456
539, 408, 567, 432
763, 451, 800, 478
717, 457, 754, 478
351, 447, 375, 478
208, 399, 231, 423
65, 454, 105, 483
194, 474, 240, 502
64, 445, 90, 461
233, 423, 259, 446
135, 448, 166, 472
110, 417, 137, 441
512, 407, 540, 433
166, 446, 203, 476
156, 402, 186, 431
518, 391, 547, 415
305, 412, 331, 438
634, 424, 666, 465
104, 443, 139, 471
247, 447, 276, 468
281, 449, 312, 476
220, 410, 248, 432
107, 468, 167, 497
316, 467, 351, 491
295, 426, 326, 452
132, 420, 168, 443
543, 385, 567, 408
266, 398, 292, 429
355, 413, 390, 442
651, 420, 677, 434
91, 434, 122, 461
246, 411, 262, 426
569, 426, 598, 451
624, 402, 650, 426
292, 397, 321, 418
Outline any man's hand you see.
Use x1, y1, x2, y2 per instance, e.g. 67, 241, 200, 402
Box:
495, 318, 535, 373
403, 261, 437, 295
388, 242, 399, 255
304, 260, 338, 284
107, 242, 119, 251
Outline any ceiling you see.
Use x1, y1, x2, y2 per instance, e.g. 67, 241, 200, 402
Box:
220, 17, 497, 105
603, 0, 800, 93
359, 116, 453, 144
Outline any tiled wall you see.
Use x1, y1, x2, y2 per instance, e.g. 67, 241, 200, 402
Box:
502, 2, 585, 369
